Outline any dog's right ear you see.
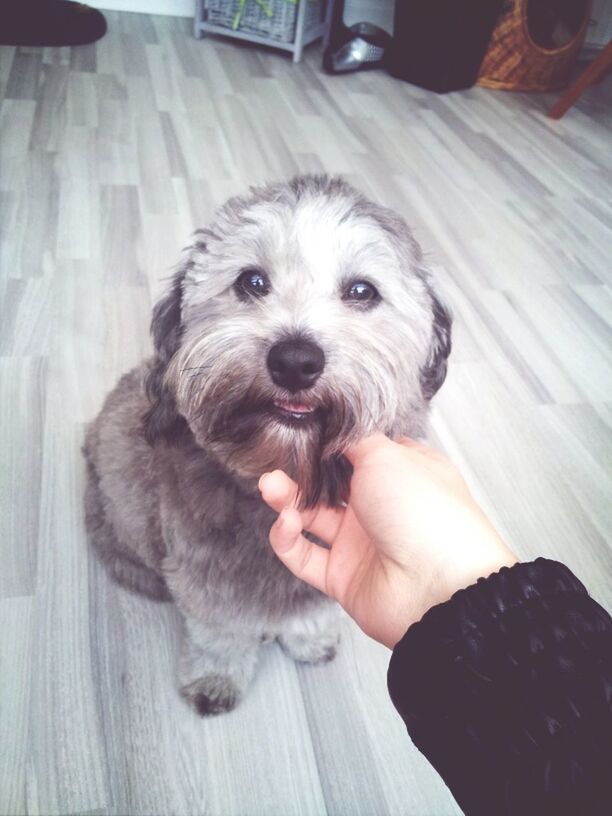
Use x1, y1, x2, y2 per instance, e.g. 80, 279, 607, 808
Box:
143, 266, 188, 445
420, 291, 452, 401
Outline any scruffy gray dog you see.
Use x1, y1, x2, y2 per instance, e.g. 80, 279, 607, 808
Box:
83, 175, 451, 716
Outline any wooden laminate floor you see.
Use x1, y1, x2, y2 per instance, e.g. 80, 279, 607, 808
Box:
1, 11, 611, 816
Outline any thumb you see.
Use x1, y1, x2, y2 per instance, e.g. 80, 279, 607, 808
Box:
269, 508, 330, 596
344, 433, 396, 466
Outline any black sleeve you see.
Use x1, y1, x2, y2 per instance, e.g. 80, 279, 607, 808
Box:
387, 558, 612, 816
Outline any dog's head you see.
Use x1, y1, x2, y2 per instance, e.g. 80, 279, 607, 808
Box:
144, 175, 451, 507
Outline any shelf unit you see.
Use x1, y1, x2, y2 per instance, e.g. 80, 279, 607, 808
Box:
194, 0, 332, 63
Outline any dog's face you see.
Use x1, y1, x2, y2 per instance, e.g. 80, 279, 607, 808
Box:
144, 176, 451, 507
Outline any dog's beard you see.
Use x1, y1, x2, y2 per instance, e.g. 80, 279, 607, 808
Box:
184, 380, 355, 508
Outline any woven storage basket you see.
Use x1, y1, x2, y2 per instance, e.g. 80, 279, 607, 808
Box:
207, 0, 322, 44
477, 0, 591, 91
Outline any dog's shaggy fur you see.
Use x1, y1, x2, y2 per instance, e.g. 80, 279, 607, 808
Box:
83, 175, 451, 715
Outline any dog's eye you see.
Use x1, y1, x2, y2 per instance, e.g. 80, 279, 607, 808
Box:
343, 280, 380, 306
234, 269, 270, 300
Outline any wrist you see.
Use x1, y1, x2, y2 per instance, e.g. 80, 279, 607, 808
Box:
435, 518, 519, 611
442, 549, 520, 611
386, 546, 519, 649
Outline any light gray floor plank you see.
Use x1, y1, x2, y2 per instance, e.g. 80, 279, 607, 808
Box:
0, 596, 33, 816
28, 422, 107, 816
0, 358, 46, 598
1, 10, 611, 816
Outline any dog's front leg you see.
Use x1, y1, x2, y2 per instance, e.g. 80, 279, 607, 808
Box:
179, 617, 260, 716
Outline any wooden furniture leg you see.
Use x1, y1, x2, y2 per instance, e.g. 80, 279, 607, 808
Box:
547, 40, 612, 119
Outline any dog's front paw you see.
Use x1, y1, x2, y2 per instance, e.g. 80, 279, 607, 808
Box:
279, 604, 341, 665
180, 675, 241, 716
278, 632, 340, 665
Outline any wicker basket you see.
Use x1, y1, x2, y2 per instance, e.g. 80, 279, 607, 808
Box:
477, 0, 592, 91
206, 0, 322, 44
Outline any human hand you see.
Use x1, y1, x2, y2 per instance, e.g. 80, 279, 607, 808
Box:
258, 435, 518, 649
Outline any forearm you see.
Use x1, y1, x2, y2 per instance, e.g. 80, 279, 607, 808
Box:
387, 559, 612, 816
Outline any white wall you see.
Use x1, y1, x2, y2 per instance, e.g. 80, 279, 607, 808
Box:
88, 0, 395, 31
343, 0, 394, 33
586, 0, 612, 48
86, 1, 610, 48
88, 0, 193, 15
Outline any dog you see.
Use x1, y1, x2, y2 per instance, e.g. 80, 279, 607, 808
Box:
83, 174, 451, 716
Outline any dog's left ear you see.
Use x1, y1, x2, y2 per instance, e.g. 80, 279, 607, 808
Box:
143, 266, 188, 445
420, 292, 452, 400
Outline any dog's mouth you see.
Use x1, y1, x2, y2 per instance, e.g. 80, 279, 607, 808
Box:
205, 389, 330, 443
272, 398, 319, 424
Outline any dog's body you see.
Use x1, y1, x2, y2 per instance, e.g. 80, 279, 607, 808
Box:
84, 175, 451, 715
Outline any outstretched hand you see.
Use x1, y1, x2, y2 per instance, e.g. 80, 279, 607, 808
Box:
259, 434, 517, 649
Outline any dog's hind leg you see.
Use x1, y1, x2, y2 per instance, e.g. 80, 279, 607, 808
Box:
178, 618, 261, 716
84, 455, 171, 602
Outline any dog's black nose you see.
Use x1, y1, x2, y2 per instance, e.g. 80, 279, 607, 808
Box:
267, 339, 325, 392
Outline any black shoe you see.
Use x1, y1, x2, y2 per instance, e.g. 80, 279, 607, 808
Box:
0, 1, 107, 47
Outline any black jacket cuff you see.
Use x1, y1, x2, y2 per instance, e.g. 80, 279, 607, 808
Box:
387, 558, 612, 815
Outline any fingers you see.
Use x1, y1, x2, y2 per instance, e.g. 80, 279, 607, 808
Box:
397, 436, 448, 463
258, 470, 298, 509
343, 433, 393, 465
268, 508, 329, 595
396, 436, 423, 449
346, 434, 444, 464
258, 471, 345, 543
